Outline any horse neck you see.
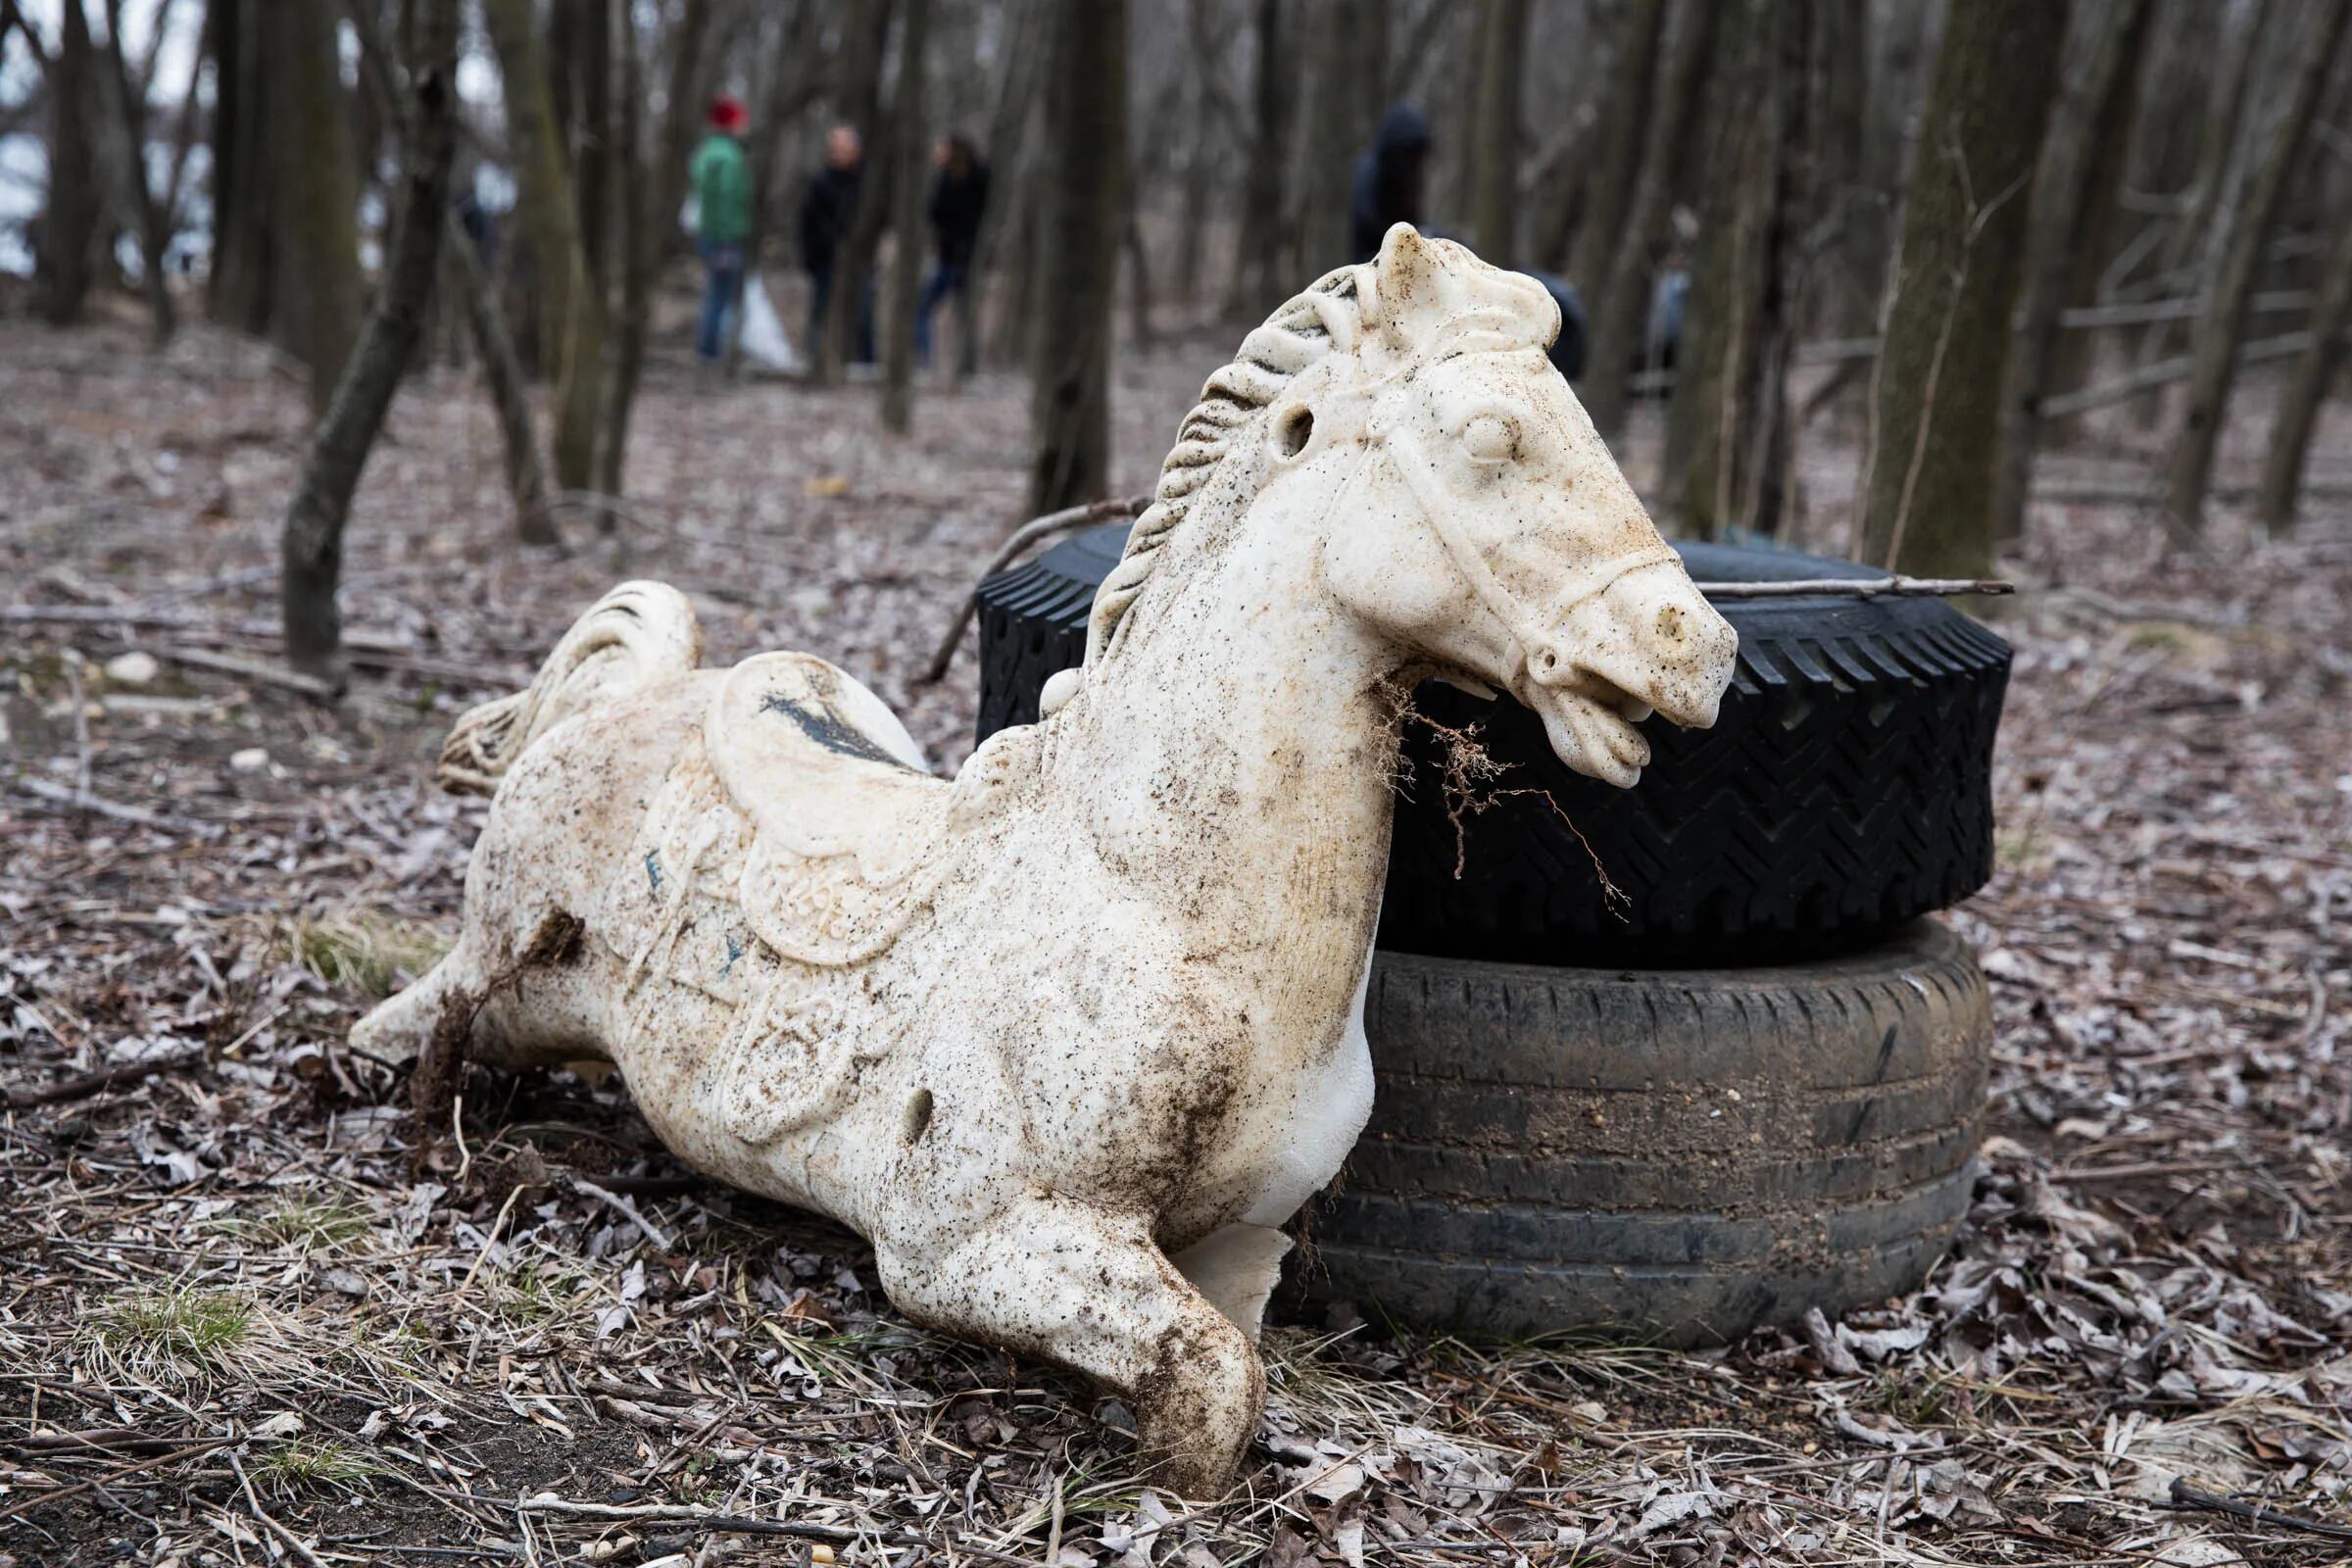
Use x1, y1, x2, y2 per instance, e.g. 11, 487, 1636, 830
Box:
1046, 482, 1401, 985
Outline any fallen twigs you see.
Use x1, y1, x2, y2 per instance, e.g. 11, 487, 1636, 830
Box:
3, 1046, 207, 1110
514, 1494, 1036, 1564
12, 774, 222, 838
916, 493, 1152, 683
2163, 1476, 2352, 1543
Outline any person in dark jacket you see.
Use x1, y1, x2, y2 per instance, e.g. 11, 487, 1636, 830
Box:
799, 124, 873, 363
915, 132, 989, 372
1350, 102, 1433, 262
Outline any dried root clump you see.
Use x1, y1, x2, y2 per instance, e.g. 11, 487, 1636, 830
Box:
1375, 677, 1630, 915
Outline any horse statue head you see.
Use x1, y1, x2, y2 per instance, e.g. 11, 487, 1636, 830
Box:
1064, 222, 1737, 789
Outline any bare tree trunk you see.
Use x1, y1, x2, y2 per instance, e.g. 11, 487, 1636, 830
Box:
1565, 0, 1665, 296
1298, 0, 1377, 276
267, 0, 363, 410
1028, 0, 1127, 514
205, 0, 271, 335
1808, 0, 1872, 335
2130, 0, 2270, 405
35, 0, 101, 326
1228, 0, 1291, 320
1579, 0, 1723, 443
2162, 0, 2349, 538
1990, 0, 2156, 546
1662, 0, 1805, 541
1173, 0, 1227, 304
570, 0, 615, 299
484, 0, 609, 497
881, 0, 932, 434
965, 0, 1038, 375
281, 0, 460, 680
1467, 0, 1528, 265
2256, 201, 2352, 533
1853, 0, 2069, 577
448, 220, 555, 543
604, 0, 710, 496
100, 0, 174, 344
2042, 0, 2158, 441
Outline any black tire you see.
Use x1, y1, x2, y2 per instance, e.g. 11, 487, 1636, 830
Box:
974, 527, 2010, 964
1287, 920, 1988, 1345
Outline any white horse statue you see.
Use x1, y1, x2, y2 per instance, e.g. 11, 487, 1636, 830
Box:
357, 225, 1738, 1493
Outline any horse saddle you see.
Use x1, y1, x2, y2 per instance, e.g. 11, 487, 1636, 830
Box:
704, 651, 955, 968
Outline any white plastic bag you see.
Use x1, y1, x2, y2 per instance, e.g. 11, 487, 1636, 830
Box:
737, 273, 802, 374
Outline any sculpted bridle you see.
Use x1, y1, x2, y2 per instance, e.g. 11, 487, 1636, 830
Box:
1354, 373, 1681, 693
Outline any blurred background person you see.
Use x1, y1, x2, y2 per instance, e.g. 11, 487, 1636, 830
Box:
690, 95, 752, 368
916, 132, 990, 375
800, 124, 873, 365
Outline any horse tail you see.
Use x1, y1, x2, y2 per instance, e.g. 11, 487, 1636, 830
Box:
437, 582, 702, 796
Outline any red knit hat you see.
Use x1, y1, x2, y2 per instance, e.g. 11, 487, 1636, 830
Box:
710, 95, 748, 132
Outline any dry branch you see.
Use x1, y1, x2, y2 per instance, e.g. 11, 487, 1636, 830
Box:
2, 1046, 206, 1110
916, 493, 1152, 683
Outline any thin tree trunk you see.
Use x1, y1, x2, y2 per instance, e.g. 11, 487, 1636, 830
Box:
1579, 0, 1723, 443
2042, 0, 2158, 441
35, 0, 101, 326
880, 0, 932, 434
448, 220, 554, 542
484, 0, 609, 497
1028, 0, 1127, 514
1298, 0, 1369, 277
1990, 0, 2156, 546
1124, 203, 1155, 352
571, 0, 615, 297
603, 0, 710, 496
1853, 0, 2069, 577
2162, 0, 2349, 538
2131, 0, 2270, 396
1809, 0, 1872, 335
964, 0, 1038, 376
1173, 0, 1224, 304
281, 0, 460, 680
1566, 0, 1665, 297
1661, 0, 1804, 541
2255, 202, 2352, 533
1229, 0, 1290, 319
267, 0, 363, 410
205, 0, 270, 334
1468, 0, 1528, 265
100, 0, 174, 344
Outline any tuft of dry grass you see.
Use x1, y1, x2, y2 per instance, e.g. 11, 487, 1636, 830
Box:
278, 909, 450, 999
89, 1286, 262, 1386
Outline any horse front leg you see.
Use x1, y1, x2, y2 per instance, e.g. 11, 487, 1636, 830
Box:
877, 1196, 1264, 1496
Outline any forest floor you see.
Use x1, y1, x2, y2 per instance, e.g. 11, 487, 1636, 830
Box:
3, 301, 2351, 1568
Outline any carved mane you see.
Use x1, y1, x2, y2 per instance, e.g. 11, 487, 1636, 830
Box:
1082, 268, 1362, 664
1080, 228, 1560, 668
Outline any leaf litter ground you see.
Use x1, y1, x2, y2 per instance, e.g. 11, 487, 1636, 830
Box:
2, 318, 2349, 1566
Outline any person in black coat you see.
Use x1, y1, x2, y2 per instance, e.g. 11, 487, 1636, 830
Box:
799, 124, 873, 363
916, 132, 989, 373
1349, 102, 1433, 263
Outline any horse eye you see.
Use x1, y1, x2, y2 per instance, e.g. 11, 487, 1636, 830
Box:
1462, 413, 1517, 463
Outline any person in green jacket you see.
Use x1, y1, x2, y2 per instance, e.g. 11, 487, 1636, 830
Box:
691, 96, 752, 365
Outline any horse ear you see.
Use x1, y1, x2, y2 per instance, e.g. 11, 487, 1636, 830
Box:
1372, 223, 1443, 320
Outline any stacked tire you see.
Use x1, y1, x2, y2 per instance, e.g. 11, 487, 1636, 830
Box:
975, 526, 2009, 1345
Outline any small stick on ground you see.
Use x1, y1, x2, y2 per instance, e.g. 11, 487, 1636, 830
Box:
2164, 1475, 2352, 1542
4, 1046, 206, 1110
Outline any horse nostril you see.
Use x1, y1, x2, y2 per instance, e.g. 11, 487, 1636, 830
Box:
1655, 604, 1687, 645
